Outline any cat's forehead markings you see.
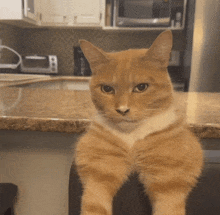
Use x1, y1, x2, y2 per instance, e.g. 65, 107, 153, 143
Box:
112, 74, 117, 83
125, 58, 132, 69
108, 49, 149, 85
128, 73, 133, 83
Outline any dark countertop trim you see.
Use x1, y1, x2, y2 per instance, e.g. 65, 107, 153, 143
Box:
0, 116, 220, 138
189, 124, 220, 139
0, 116, 90, 134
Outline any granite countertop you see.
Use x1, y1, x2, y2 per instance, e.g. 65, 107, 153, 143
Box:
0, 76, 220, 138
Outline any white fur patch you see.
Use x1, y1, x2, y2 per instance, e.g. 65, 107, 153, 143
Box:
94, 107, 177, 148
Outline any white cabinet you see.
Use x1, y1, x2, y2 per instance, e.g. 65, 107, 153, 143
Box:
0, 0, 39, 25
39, 0, 69, 24
0, 0, 105, 27
0, 1, 23, 20
40, 0, 103, 26
69, 0, 101, 25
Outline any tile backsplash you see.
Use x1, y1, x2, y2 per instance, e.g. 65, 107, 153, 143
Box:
0, 23, 23, 65
0, 24, 186, 76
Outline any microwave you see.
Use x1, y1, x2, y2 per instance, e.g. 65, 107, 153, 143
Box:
111, 0, 187, 29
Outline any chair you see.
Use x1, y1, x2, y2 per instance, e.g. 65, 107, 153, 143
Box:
69, 162, 220, 215
0, 183, 17, 215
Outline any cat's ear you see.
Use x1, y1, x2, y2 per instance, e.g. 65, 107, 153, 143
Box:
145, 30, 173, 68
79, 40, 109, 69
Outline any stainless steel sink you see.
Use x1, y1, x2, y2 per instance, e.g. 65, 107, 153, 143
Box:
13, 79, 90, 91
0, 74, 51, 87
0, 74, 90, 90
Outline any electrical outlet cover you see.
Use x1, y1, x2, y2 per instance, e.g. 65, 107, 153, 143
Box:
0, 39, 2, 60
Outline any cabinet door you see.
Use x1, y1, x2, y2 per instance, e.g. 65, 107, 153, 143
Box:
24, 0, 36, 20
39, 0, 53, 23
0, 1, 23, 20
40, 0, 69, 24
0, 0, 38, 23
70, 0, 101, 24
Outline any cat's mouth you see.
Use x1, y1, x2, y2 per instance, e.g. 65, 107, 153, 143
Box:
109, 114, 141, 124
96, 111, 143, 132
97, 109, 143, 124
112, 117, 143, 132
121, 118, 139, 123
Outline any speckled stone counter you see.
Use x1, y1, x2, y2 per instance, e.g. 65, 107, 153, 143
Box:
0, 82, 220, 138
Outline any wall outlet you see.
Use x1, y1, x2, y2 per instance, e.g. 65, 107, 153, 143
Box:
0, 39, 2, 61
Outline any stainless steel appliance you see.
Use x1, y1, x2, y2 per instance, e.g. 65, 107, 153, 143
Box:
188, 0, 220, 92
20, 55, 58, 74
111, 0, 187, 29
74, 47, 91, 76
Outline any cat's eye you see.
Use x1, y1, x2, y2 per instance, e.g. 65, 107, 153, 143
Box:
133, 83, 148, 93
101, 85, 115, 94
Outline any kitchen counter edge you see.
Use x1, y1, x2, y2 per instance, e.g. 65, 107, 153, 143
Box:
0, 116, 220, 138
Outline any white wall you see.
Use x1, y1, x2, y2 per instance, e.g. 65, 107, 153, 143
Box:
0, 130, 79, 215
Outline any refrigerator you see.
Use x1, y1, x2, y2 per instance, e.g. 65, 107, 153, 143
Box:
188, 0, 220, 92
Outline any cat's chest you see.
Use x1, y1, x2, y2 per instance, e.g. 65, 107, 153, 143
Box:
111, 129, 148, 148
94, 107, 177, 148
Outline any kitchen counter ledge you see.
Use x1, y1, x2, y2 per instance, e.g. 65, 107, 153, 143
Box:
0, 74, 91, 87
0, 86, 220, 138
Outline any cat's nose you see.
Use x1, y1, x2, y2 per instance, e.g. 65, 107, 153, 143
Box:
116, 106, 130, 115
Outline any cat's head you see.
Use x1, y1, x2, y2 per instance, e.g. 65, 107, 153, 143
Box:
79, 31, 174, 125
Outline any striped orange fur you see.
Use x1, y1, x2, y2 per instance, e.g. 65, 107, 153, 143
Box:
75, 31, 203, 215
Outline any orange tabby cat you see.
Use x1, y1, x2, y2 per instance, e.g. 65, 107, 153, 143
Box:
74, 31, 203, 215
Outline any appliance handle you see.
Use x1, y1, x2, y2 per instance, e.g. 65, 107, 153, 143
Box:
23, 0, 28, 17
0, 45, 22, 69
117, 17, 170, 26
25, 56, 47, 60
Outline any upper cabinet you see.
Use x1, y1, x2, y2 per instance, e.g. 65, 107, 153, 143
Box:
39, 0, 70, 24
69, 0, 101, 25
39, 0, 103, 27
0, 0, 187, 30
0, 0, 40, 26
0, 0, 104, 27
